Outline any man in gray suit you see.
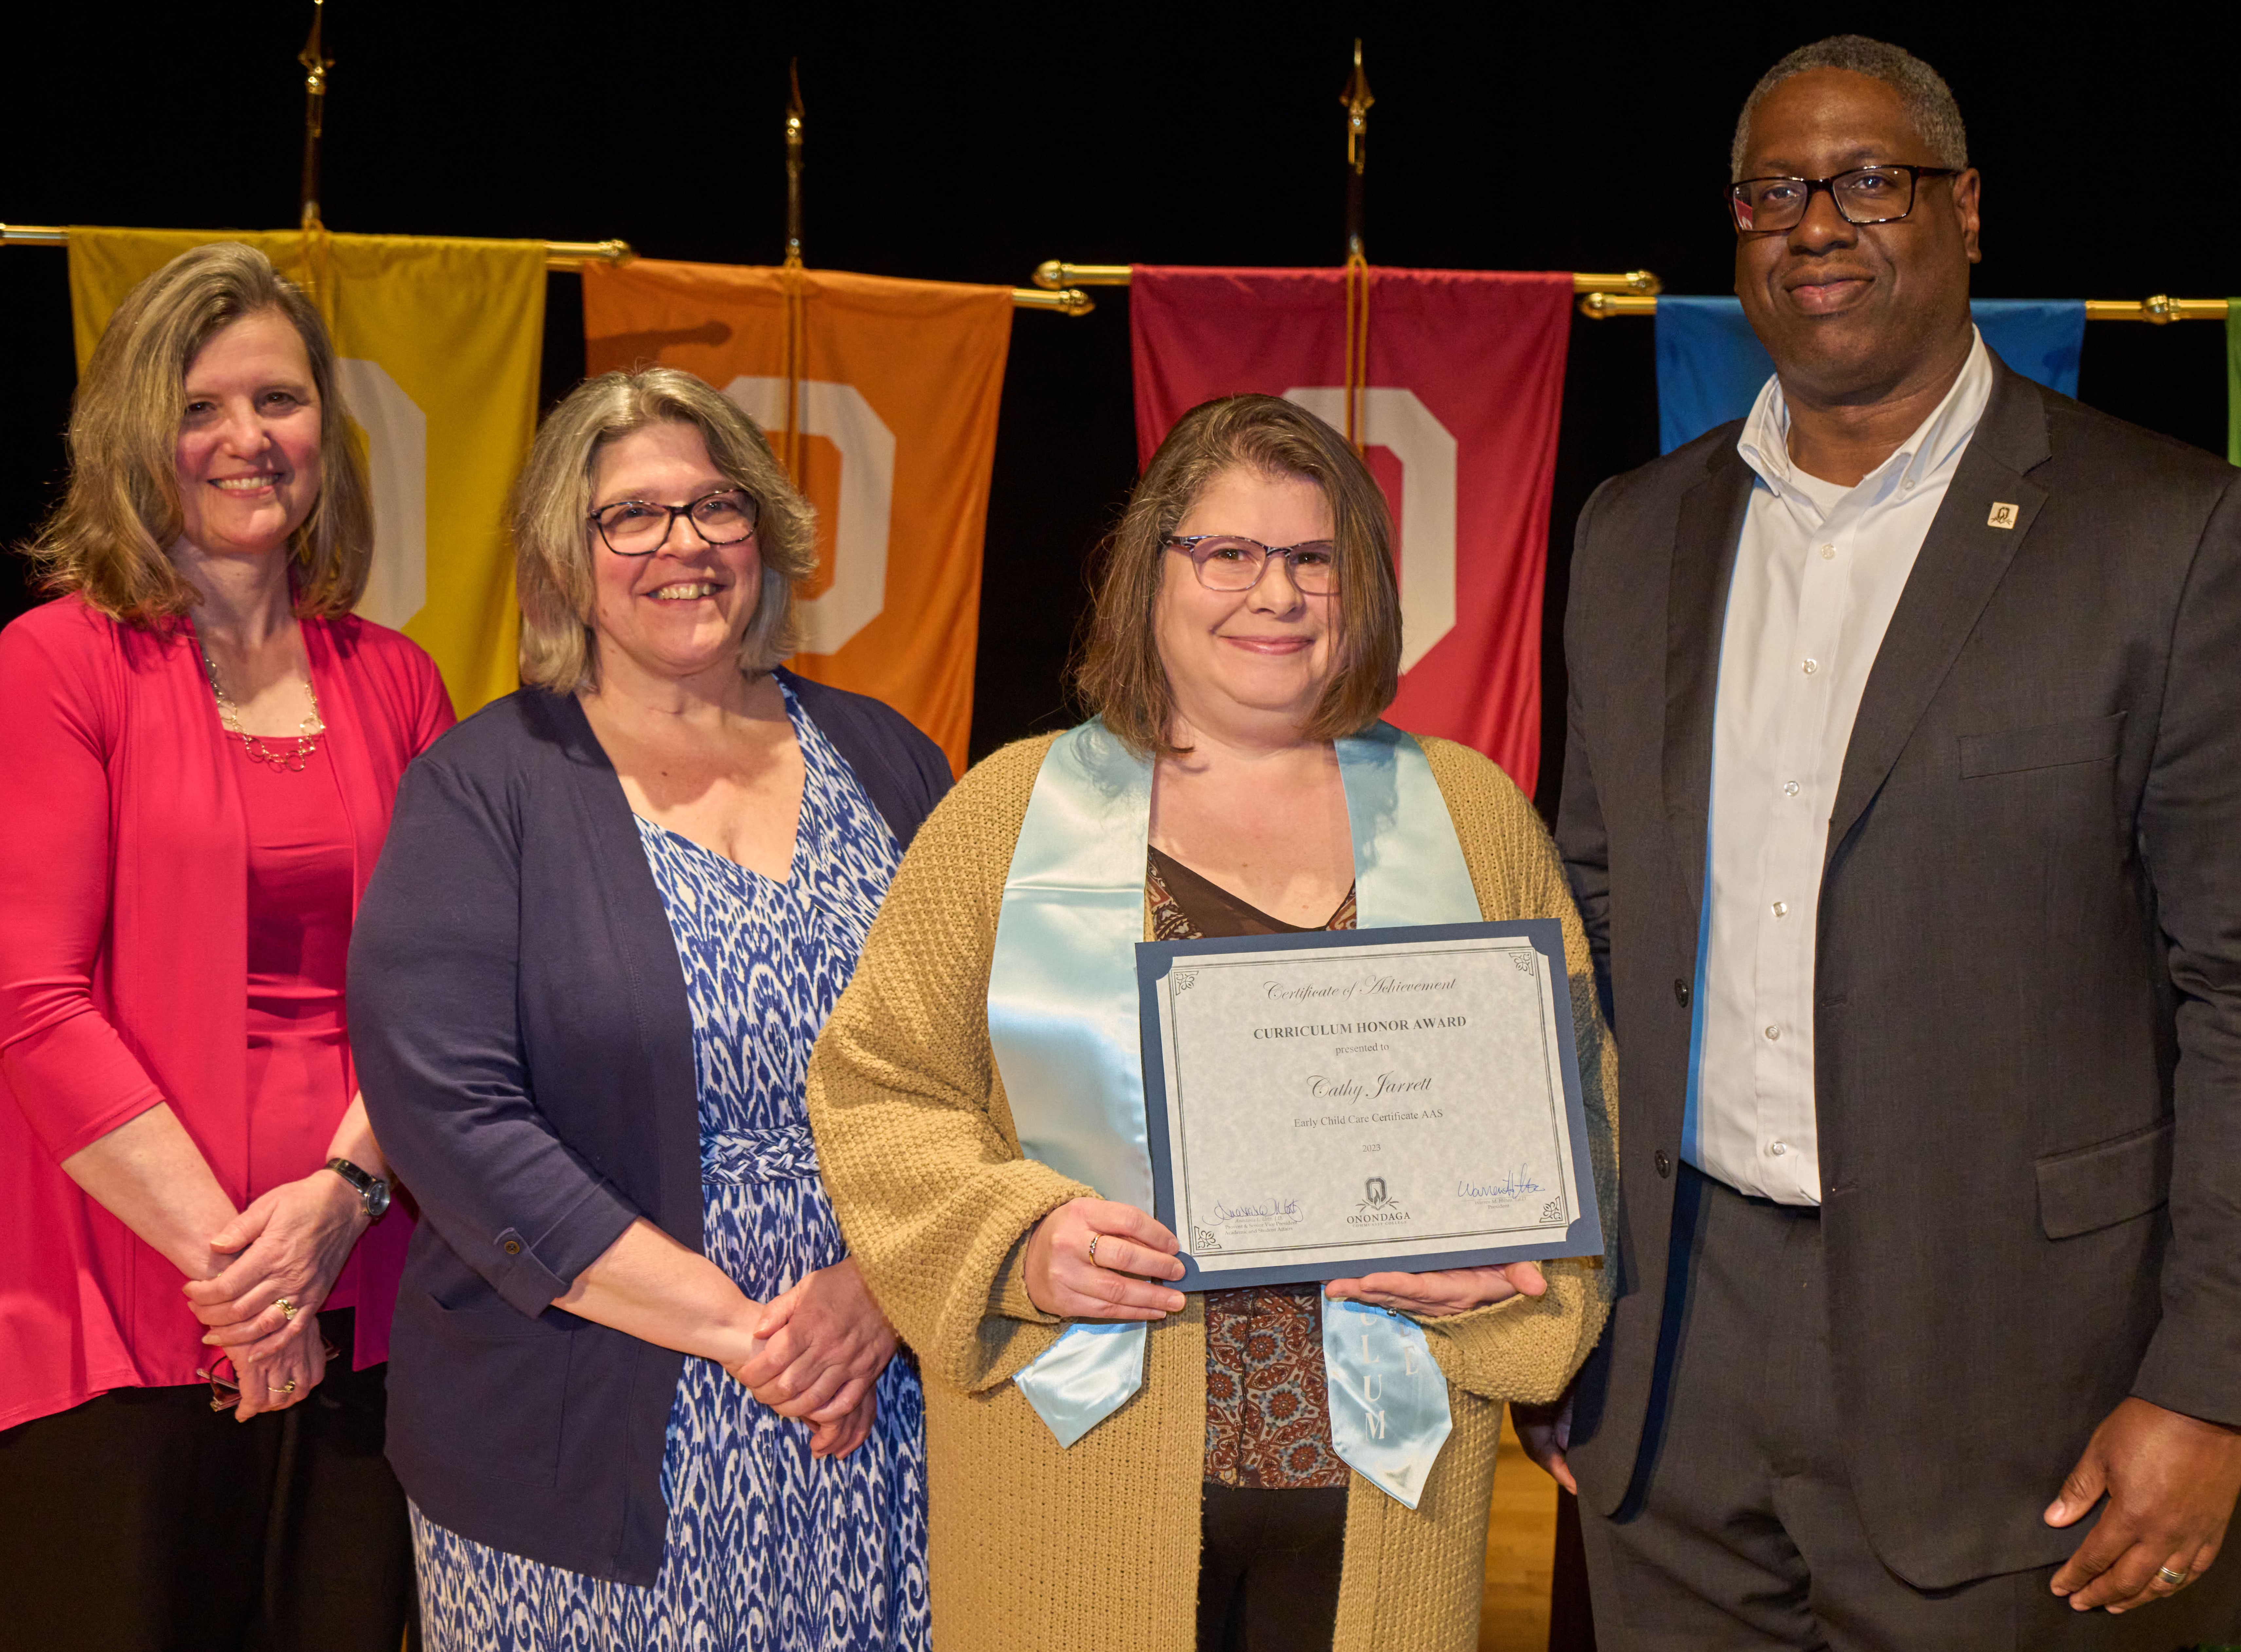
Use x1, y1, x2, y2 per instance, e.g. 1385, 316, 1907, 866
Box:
1525, 34, 2241, 1648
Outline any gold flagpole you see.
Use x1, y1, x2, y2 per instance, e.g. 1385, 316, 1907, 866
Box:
783, 61, 806, 272
297, 0, 332, 233
291, 1, 337, 307
1340, 40, 1373, 451
779, 61, 808, 484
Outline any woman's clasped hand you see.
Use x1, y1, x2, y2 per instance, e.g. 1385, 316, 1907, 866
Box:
181, 1164, 369, 1414
727, 1257, 897, 1459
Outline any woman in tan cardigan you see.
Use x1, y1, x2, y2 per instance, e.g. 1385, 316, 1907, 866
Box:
806, 395, 1617, 1652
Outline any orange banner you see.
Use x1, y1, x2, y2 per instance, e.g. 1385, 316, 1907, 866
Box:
583, 262, 1013, 773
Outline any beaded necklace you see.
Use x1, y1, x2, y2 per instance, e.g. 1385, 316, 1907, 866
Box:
198, 642, 326, 772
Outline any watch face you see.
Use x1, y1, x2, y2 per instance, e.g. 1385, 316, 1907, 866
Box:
365, 1179, 392, 1220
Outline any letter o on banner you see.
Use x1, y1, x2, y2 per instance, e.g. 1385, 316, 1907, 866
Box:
336, 358, 430, 631
722, 376, 898, 656
1281, 387, 1458, 672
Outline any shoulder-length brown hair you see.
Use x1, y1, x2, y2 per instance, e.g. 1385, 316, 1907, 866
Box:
1074, 393, 1402, 756
512, 367, 818, 694
20, 241, 374, 625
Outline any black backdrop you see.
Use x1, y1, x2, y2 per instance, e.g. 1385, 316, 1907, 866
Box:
3, 9, 2229, 819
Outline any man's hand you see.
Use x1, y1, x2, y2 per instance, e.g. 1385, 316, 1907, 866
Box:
1325, 1261, 1546, 1318
2046, 1396, 2241, 1613
1511, 1394, 1578, 1495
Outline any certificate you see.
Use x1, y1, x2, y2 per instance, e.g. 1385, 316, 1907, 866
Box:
1136, 919, 1603, 1290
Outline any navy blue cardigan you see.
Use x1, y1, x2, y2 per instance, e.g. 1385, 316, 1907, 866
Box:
348, 672, 949, 1584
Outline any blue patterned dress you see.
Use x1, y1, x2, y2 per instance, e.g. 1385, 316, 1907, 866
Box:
413, 682, 930, 1652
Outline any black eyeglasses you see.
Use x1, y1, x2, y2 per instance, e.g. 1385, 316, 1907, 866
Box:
588, 489, 758, 556
1162, 534, 1337, 595
1727, 164, 1960, 233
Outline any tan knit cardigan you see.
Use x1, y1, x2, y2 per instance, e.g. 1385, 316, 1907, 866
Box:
806, 732, 1619, 1652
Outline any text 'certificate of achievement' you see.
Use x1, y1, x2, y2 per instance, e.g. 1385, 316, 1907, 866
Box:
1137, 920, 1603, 1290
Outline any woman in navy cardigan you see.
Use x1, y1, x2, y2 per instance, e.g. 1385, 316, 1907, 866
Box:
348, 368, 949, 1650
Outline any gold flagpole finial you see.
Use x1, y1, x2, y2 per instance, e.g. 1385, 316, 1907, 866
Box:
297, 0, 334, 232
1341, 39, 1373, 175
783, 59, 806, 270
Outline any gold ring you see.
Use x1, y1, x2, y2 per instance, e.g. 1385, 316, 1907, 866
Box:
270, 1379, 297, 1394
1087, 1235, 1101, 1266
275, 1297, 298, 1322
2156, 1566, 2189, 1588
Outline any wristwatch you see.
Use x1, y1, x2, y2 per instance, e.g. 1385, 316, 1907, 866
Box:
326, 1157, 392, 1221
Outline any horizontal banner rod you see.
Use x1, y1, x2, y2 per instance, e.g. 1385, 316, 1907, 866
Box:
1578, 290, 2231, 323
3, 224, 1089, 315
1033, 259, 1668, 296
2082, 296, 2231, 323
1029, 262, 2228, 325
1012, 285, 1095, 315
5, 223, 639, 272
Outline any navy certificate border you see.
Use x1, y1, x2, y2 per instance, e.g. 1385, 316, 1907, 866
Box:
1135, 918, 1605, 1292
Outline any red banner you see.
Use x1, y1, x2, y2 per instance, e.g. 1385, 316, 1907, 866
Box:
1130, 266, 1571, 794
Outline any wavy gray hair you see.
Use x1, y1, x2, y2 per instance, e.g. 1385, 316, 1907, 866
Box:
512, 367, 817, 693
1731, 36, 1968, 180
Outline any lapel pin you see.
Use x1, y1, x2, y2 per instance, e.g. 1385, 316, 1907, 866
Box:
1987, 502, 2019, 530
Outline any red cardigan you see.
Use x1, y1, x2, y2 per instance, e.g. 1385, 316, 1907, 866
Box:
0, 595, 454, 1430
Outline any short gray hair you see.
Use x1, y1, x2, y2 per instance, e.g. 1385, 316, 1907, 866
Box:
512, 367, 817, 693
1731, 36, 1968, 180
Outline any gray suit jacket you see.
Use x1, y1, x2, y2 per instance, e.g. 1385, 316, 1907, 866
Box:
1555, 356, 2241, 1588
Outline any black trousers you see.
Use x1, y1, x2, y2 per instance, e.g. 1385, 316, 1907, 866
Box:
1580, 1165, 2241, 1651
0, 1310, 415, 1652
1197, 1483, 1347, 1652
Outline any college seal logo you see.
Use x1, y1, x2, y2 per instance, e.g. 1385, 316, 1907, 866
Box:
1351, 1177, 1410, 1224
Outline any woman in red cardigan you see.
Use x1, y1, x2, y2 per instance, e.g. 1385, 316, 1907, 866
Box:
0, 242, 452, 1650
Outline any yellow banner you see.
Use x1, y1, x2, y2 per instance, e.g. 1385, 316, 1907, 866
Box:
68, 228, 546, 718
582, 261, 1013, 774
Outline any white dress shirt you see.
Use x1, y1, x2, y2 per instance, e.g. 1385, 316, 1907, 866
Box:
1684, 332, 1994, 1204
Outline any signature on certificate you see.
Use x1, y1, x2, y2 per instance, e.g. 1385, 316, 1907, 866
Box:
1457, 1166, 1548, 1205
1212, 1194, 1303, 1228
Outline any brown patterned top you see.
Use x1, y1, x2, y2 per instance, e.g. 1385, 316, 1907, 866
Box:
1147, 847, 1356, 1490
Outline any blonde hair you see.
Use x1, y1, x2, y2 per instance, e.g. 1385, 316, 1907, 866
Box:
1074, 394, 1402, 757
21, 241, 373, 625
513, 368, 818, 693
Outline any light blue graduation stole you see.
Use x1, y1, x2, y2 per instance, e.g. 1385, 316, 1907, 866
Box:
986, 717, 1475, 1508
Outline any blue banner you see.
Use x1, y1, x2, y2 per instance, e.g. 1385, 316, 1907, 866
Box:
1654, 297, 2087, 453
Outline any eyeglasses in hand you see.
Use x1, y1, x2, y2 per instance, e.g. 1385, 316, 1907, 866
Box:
198, 1332, 342, 1412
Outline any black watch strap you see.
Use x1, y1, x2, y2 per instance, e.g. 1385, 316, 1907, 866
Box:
326, 1157, 391, 1220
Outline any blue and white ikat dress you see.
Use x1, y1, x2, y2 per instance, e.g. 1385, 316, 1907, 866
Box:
413, 681, 931, 1652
